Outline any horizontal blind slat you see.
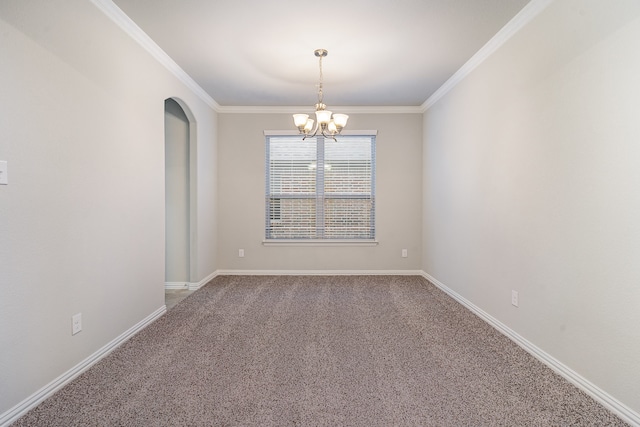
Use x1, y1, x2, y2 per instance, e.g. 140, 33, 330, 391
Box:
266, 134, 375, 240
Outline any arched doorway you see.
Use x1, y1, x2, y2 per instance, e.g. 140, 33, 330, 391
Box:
164, 98, 196, 308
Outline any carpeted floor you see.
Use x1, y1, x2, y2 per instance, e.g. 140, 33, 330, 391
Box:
14, 275, 627, 426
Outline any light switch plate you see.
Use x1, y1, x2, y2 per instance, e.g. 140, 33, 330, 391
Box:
0, 161, 7, 185
511, 290, 519, 307
72, 313, 82, 335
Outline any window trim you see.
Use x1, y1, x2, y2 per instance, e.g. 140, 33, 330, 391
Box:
262, 239, 379, 247
264, 130, 377, 244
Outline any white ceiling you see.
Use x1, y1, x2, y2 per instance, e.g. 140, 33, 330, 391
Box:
112, 0, 531, 107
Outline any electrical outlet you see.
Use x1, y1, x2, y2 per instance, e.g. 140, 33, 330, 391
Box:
511, 290, 519, 307
72, 313, 82, 335
238, 249, 245, 258
402, 249, 408, 258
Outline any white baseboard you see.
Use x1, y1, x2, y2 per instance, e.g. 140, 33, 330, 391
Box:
164, 282, 188, 290
216, 269, 424, 276
165, 271, 219, 291
188, 270, 219, 290
420, 271, 640, 427
0, 306, 166, 427
7, 272, 635, 426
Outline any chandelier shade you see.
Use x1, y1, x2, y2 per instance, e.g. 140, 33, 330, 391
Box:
293, 49, 348, 140
293, 114, 309, 127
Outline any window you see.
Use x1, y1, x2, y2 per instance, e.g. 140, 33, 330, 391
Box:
265, 133, 376, 241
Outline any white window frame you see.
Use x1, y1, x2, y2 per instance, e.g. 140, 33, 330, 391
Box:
264, 130, 377, 246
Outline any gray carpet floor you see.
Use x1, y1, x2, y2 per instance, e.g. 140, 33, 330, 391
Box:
14, 275, 627, 426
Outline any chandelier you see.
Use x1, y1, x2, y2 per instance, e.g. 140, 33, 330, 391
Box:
293, 49, 348, 140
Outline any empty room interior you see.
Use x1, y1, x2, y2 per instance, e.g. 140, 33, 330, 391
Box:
1, 0, 639, 425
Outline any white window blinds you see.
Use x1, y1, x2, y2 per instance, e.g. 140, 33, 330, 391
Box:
265, 134, 376, 241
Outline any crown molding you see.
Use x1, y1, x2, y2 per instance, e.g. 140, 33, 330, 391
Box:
88, 0, 420, 115
89, 0, 220, 111
91, 0, 552, 115
216, 105, 423, 114
263, 130, 378, 137
421, 0, 555, 112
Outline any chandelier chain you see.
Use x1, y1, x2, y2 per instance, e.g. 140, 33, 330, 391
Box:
317, 54, 324, 105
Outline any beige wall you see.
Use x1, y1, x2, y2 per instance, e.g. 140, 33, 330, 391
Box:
5, 0, 640, 422
423, 0, 640, 415
0, 0, 218, 416
218, 113, 422, 271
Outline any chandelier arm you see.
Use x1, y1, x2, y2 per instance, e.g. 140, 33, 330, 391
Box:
321, 130, 336, 141
322, 129, 337, 142
302, 121, 320, 140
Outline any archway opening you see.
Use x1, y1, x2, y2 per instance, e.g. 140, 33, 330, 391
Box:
164, 98, 195, 309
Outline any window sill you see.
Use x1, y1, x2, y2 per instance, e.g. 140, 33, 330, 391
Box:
263, 239, 379, 247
